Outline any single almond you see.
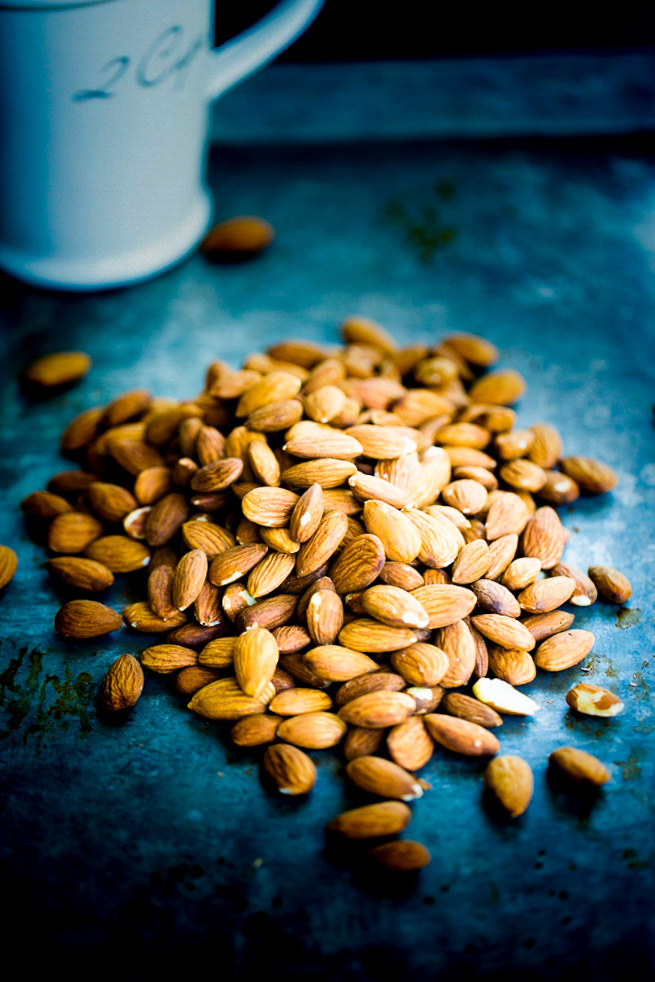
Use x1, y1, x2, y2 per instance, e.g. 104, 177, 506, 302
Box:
188, 676, 275, 719
329, 533, 385, 594
230, 713, 281, 746
522, 609, 575, 642
485, 492, 529, 540
335, 671, 406, 707
533, 629, 595, 671
338, 691, 416, 728
451, 539, 491, 584
500, 557, 542, 592
588, 565, 632, 604
87, 482, 137, 523
172, 549, 208, 610
182, 521, 236, 558
548, 747, 610, 786
390, 643, 448, 686
175, 665, 222, 695
471, 579, 521, 617
560, 456, 618, 493
441, 692, 503, 728
484, 755, 534, 817
247, 551, 296, 598
198, 637, 238, 668
48, 511, 103, 553
368, 840, 431, 871
85, 535, 150, 573
346, 756, 423, 801
424, 713, 499, 756
362, 500, 422, 563
521, 506, 566, 569
326, 801, 411, 839
409, 585, 477, 629
471, 614, 536, 651
304, 644, 378, 682
122, 601, 187, 633
306, 590, 344, 645
402, 509, 461, 568
360, 584, 429, 629
145, 493, 190, 547
269, 688, 333, 715
209, 543, 269, 587
469, 369, 525, 405
434, 620, 477, 687
25, 350, 91, 387
518, 576, 576, 613
100, 653, 144, 710
387, 716, 434, 770
141, 644, 198, 673
48, 556, 114, 593
234, 626, 279, 697
262, 744, 317, 795
20, 489, 73, 520
487, 646, 536, 686
60, 406, 104, 452
277, 711, 347, 748
55, 600, 122, 638
337, 619, 417, 653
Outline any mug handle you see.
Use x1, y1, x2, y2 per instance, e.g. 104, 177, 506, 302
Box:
207, 0, 324, 101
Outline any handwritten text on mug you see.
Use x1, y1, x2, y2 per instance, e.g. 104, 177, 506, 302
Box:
73, 26, 205, 101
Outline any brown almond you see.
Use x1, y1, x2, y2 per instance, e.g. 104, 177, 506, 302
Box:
387, 716, 434, 770
471, 614, 536, 651
269, 688, 332, 715
348, 472, 414, 509
534, 629, 595, 671
241, 486, 299, 527
560, 456, 618, 493
55, 600, 122, 638
289, 483, 324, 543
528, 423, 562, 468
368, 840, 431, 871
379, 562, 425, 592
147, 563, 177, 620
522, 609, 575, 642
409, 585, 477, 629
434, 620, 477, 687
471, 579, 521, 617
21, 489, 73, 520
485, 756, 534, 817
145, 493, 190, 547
402, 508, 461, 568
305, 589, 344, 645
174, 665, 222, 696
198, 637, 237, 668
189, 458, 244, 493
230, 713, 280, 746
238, 594, 298, 632
499, 458, 547, 492
451, 539, 491, 584
338, 691, 416, 728
60, 406, 104, 452
424, 713, 499, 756
329, 533, 385, 594
488, 646, 536, 686
100, 653, 144, 710
390, 643, 448, 686
469, 369, 525, 405
548, 747, 610, 786
172, 550, 208, 611
486, 533, 519, 579
518, 576, 576, 614
550, 563, 597, 607
296, 509, 349, 578
48, 511, 103, 554
25, 350, 91, 387
360, 584, 429, 629
202, 215, 274, 258
134, 466, 173, 506
277, 711, 346, 749
182, 521, 236, 558
234, 627, 279, 697
588, 565, 632, 604
188, 676, 275, 719
122, 601, 187, 633
335, 671, 406, 707
247, 552, 296, 598
485, 492, 529, 540
501, 557, 542, 592
442, 692, 503, 728
337, 619, 417, 653
141, 644, 198, 673
48, 556, 114, 593
262, 744, 317, 795
304, 644, 378, 682
521, 506, 566, 569
85, 535, 150, 573
346, 756, 423, 801
362, 500, 422, 563
209, 543, 268, 587
326, 800, 411, 839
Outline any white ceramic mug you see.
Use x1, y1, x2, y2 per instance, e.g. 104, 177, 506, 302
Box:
0, 0, 323, 290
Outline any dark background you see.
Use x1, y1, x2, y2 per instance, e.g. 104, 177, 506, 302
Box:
216, 1, 655, 59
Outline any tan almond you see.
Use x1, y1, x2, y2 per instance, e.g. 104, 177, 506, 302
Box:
145, 493, 190, 547
387, 716, 434, 770
390, 642, 448, 686
469, 369, 525, 405
441, 692, 503, 728
234, 626, 279, 697
122, 601, 187, 633
486, 533, 519, 579
262, 744, 317, 795
471, 614, 536, 651
141, 644, 198, 673
182, 521, 236, 558
20, 489, 73, 520
304, 645, 378, 682
361, 500, 422, 563
209, 543, 269, 587
402, 508, 461, 567
346, 756, 423, 801
172, 549, 208, 611
269, 688, 333, 715
379, 562, 424, 592
55, 599, 122, 638
485, 492, 529, 540
100, 653, 144, 710
533, 629, 595, 671
499, 458, 547, 492
47, 556, 114, 593
359, 584, 428, 629
25, 350, 91, 387
241, 486, 299, 527
87, 482, 137, 523
588, 565, 632, 604
487, 646, 537, 686
335, 671, 406, 707
237, 594, 298, 632
484, 756, 534, 817
500, 557, 542, 591
328, 533, 385, 594
60, 406, 104, 452
326, 800, 411, 839
343, 726, 385, 760
522, 609, 575, 642
230, 713, 281, 746
368, 840, 431, 871
434, 620, 477, 687
548, 747, 610, 786
198, 637, 238, 668
295, 509, 349, 578
188, 677, 275, 719
424, 713, 499, 756
560, 456, 618, 493
134, 467, 173, 505
517, 576, 576, 614
48, 511, 103, 553
305, 589, 344, 645
338, 691, 416, 728
247, 551, 296, 598
348, 472, 414, 509
277, 711, 346, 749
409, 585, 477, 629
337, 619, 417, 653
521, 506, 566, 569
471, 579, 521, 617
451, 539, 491, 584
175, 665, 222, 695
550, 563, 597, 606
84, 535, 150, 573
284, 426, 363, 460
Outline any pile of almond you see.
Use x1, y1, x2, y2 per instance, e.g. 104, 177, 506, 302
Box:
19, 319, 631, 872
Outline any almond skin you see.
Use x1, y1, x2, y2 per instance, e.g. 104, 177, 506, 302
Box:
269, 688, 333, 715
188, 677, 275, 719
326, 801, 411, 839
25, 350, 91, 387
172, 549, 208, 611
141, 644, 198, 673
360, 584, 429, 629
560, 456, 618, 493
48, 512, 103, 554
277, 711, 347, 749
84, 535, 151, 573
289, 483, 324, 543
387, 716, 434, 770
533, 629, 595, 671
442, 692, 503, 728
202, 216, 275, 259
484, 755, 534, 817
55, 600, 122, 638
262, 744, 317, 795
231, 713, 281, 746
21, 490, 73, 520
338, 691, 416, 728
234, 627, 279, 698
588, 565, 632, 604
0, 545, 18, 590
100, 653, 144, 710
329, 534, 385, 594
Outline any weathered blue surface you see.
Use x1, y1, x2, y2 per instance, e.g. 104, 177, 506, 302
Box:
1, 64, 654, 978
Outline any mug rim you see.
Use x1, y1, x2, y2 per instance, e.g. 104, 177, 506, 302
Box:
0, 0, 120, 9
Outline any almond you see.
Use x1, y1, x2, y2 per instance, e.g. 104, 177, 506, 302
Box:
338, 691, 416, 728
500, 557, 542, 591
390, 643, 448, 686
471, 579, 521, 617
100, 653, 144, 710
172, 549, 208, 610
522, 609, 575, 642
0, 545, 17, 590
360, 584, 429, 629
410, 585, 477, 629
277, 711, 347, 749
362, 500, 422, 563
25, 350, 91, 387
285, 425, 363, 460
47, 556, 114, 593
337, 619, 417, 653
485, 492, 529, 540
348, 472, 414, 509
442, 692, 503, 728
247, 551, 296, 598
528, 423, 562, 468
55, 600, 122, 638
379, 562, 425, 592
335, 671, 406, 707
484, 756, 534, 817
190, 458, 244, 493
346, 756, 423, 801
48, 511, 103, 553
434, 620, 477, 687
269, 688, 333, 715
296, 509, 349, 577
538, 470, 580, 504
548, 747, 610, 786
368, 840, 431, 871
141, 644, 198, 673
343, 726, 385, 760
198, 637, 237, 668
188, 676, 275, 719
175, 665, 222, 696
262, 744, 316, 795
237, 594, 298, 632
234, 627, 279, 697
329, 534, 385, 593
304, 645, 378, 682
423, 713, 499, 756
85, 535, 150, 573
209, 543, 268, 587
517, 576, 576, 613
305, 590, 344, 645
533, 629, 594, 671
471, 614, 536, 651
387, 716, 434, 770
550, 563, 597, 606
566, 683, 624, 718
588, 565, 631, 604
441, 479, 488, 515
134, 467, 173, 505
487, 646, 537, 686
87, 482, 137, 523
145, 493, 190, 546
326, 801, 411, 839
230, 713, 281, 746
402, 509, 461, 568
485, 533, 519, 579
521, 506, 565, 569
122, 601, 187, 633
560, 456, 618, 493
451, 539, 491, 584
469, 369, 525, 405
20, 489, 73, 520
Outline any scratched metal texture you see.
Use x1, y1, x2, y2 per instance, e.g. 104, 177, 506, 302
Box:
0, 129, 654, 977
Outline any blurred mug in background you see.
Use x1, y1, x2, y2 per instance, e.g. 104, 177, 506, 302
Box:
0, 0, 323, 291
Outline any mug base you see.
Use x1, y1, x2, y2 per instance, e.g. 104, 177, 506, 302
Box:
0, 190, 212, 292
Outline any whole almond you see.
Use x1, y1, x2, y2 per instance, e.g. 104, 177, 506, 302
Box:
533, 629, 595, 671
348, 472, 414, 509
247, 552, 296, 598
289, 483, 324, 543
234, 627, 279, 697
122, 601, 187, 633
145, 493, 190, 547
209, 543, 268, 587
175, 665, 222, 695
550, 564, 598, 607
25, 350, 91, 387
362, 500, 422, 563
486, 533, 519, 579
346, 756, 423, 801
188, 677, 275, 719
198, 637, 238, 668
566, 683, 624, 718
538, 470, 580, 504
141, 644, 198, 673
402, 508, 461, 568
488, 646, 537, 686
441, 479, 488, 516
231, 713, 281, 746
548, 747, 610, 786
387, 716, 434, 770
172, 549, 208, 610
360, 584, 429, 629
296, 509, 349, 578
424, 713, 499, 756
434, 620, 477, 687
48, 556, 114, 593
471, 614, 536, 651
500, 557, 542, 592
469, 369, 525, 405
85, 535, 150, 573
55, 600, 122, 638
269, 688, 333, 715
306, 590, 344, 644
329, 534, 385, 594
326, 801, 411, 839
277, 711, 347, 749
262, 744, 317, 795
21, 489, 73, 520
522, 609, 575, 642
390, 643, 448, 686
100, 653, 144, 710
337, 619, 417, 653
202, 215, 275, 258
528, 423, 562, 468
560, 456, 618, 493
484, 756, 534, 817
134, 467, 173, 505
335, 671, 406, 707
237, 594, 298, 632
410, 585, 477, 629
0, 545, 17, 591
344, 726, 385, 760
451, 539, 491, 584
442, 692, 503, 728
48, 512, 103, 553
588, 565, 632, 604
285, 426, 363, 460
518, 576, 576, 614
194, 580, 223, 626
147, 563, 177, 620
60, 406, 104, 452
368, 840, 431, 871
304, 645, 378, 682
485, 492, 529, 540
87, 482, 137, 523
379, 562, 425, 592
471, 579, 521, 617
338, 691, 416, 728
182, 521, 236, 557
521, 506, 566, 570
